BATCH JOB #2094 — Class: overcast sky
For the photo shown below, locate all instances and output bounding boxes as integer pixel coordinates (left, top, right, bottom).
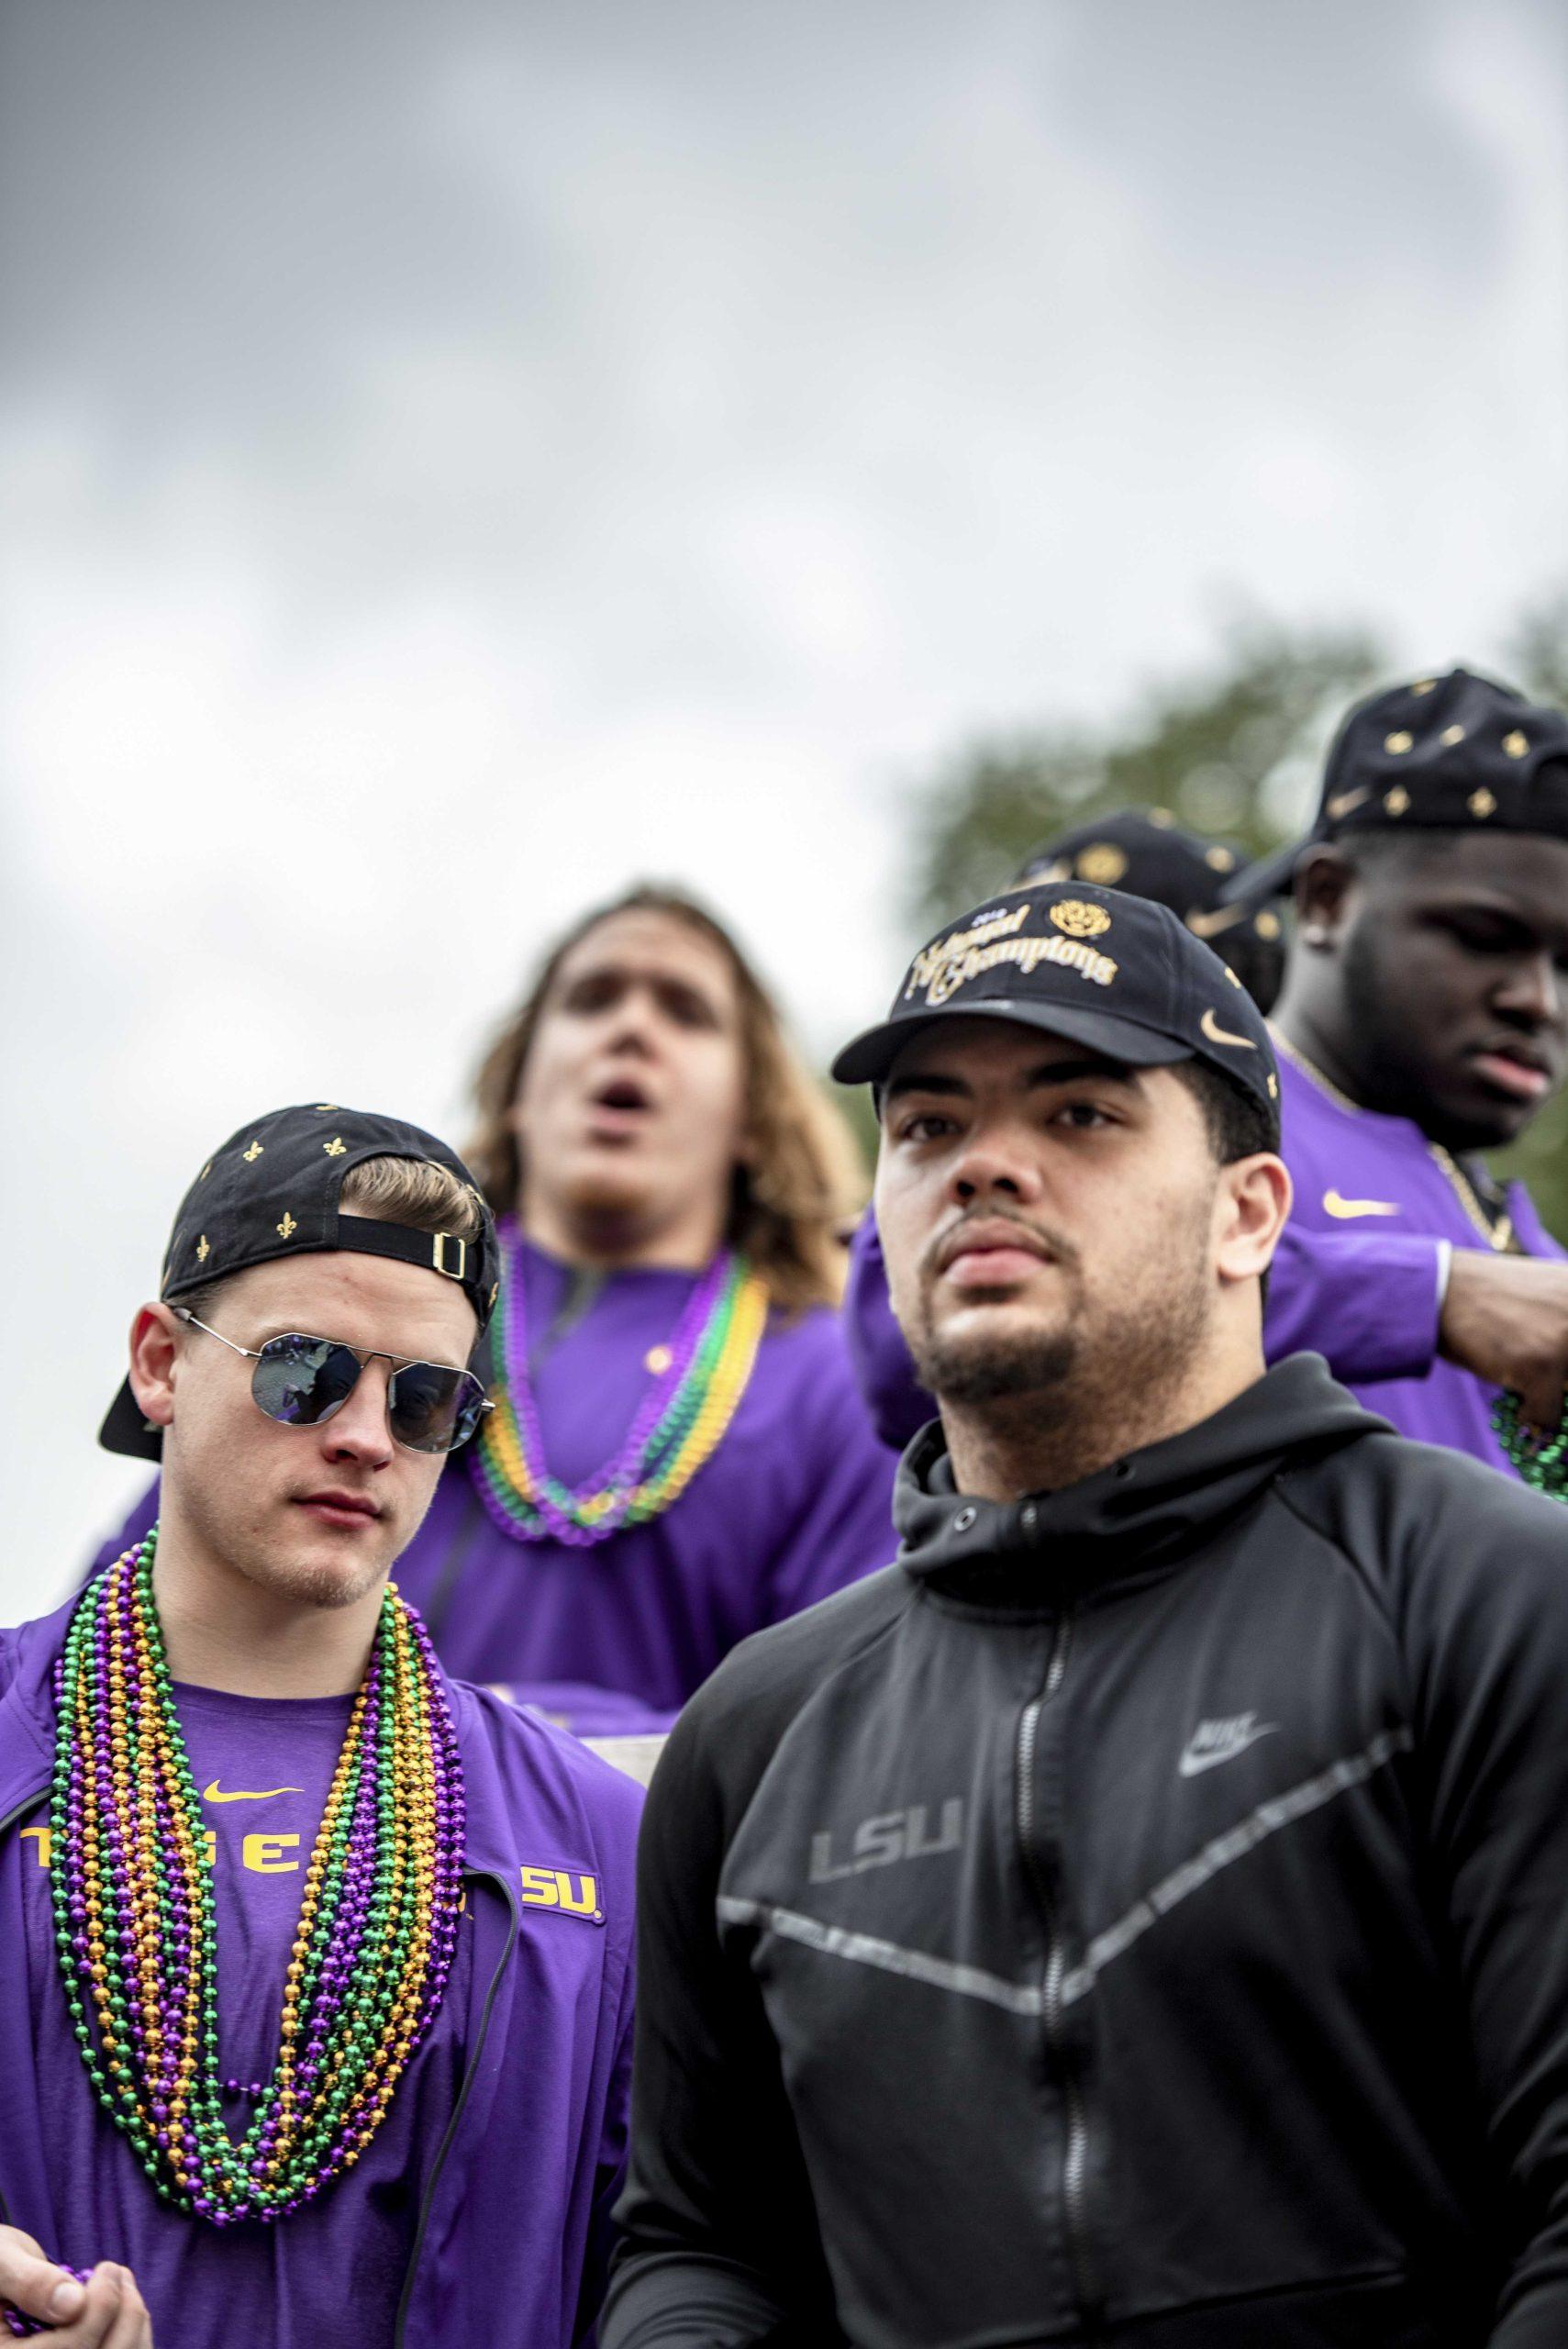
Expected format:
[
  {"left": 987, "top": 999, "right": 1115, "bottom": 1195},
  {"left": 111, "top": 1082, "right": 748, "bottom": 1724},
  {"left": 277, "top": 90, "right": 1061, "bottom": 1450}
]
[{"left": 3, "top": 0, "right": 1564, "bottom": 1618}]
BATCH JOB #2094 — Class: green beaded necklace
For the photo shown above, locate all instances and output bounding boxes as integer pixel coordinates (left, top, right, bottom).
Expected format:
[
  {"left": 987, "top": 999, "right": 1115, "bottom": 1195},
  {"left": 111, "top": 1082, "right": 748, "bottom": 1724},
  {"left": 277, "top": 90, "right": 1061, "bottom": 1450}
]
[{"left": 1493, "top": 1394, "right": 1568, "bottom": 1501}]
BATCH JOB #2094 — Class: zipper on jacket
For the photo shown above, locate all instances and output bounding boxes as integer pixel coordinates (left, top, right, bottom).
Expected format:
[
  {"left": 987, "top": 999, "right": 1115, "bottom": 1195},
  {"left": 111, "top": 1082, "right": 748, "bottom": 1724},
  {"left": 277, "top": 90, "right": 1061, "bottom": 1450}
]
[
  {"left": 1014, "top": 1612, "right": 1103, "bottom": 2332},
  {"left": 393, "top": 1868, "right": 519, "bottom": 2348}
]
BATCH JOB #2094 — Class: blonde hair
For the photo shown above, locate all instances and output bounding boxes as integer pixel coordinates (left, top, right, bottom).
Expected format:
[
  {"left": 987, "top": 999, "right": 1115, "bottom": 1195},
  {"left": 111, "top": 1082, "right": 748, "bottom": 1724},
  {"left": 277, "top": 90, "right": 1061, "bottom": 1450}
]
[
  {"left": 467, "top": 885, "right": 866, "bottom": 1315},
  {"left": 339, "top": 1154, "right": 488, "bottom": 1241}
]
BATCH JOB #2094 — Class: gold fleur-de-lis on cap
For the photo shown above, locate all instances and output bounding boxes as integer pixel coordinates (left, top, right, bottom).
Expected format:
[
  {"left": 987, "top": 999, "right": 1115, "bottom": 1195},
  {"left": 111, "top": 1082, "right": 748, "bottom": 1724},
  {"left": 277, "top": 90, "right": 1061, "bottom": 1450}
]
[
  {"left": 242, "top": 1141, "right": 263, "bottom": 1163},
  {"left": 324, "top": 1137, "right": 347, "bottom": 1157},
  {"left": 1440, "top": 725, "right": 1465, "bottom": 746},
  {"left": 276, "top": 1211, "right": 297, "bottom": 1240},
  {"left": 1469, "top": 787, "right": 1496, "bottom": 818},
  {"left": 195, "top": 1235, "right": 210, "bottom": 1263},
  {"left": 1504, "top": 730, "right": 1529, "bottom": 758},
  {"left": 1385, "top": 785, "right": 1410, "bottom": 816},
  {"left": 1267, "top": 1073, "right": 1279, "bottom": 1099},
  {"left": 315, "top": 1104, "right": 339, "bottom": 1112},
  {"left": 1256, "top": 909, "right": 1282, "bottom": 940},
  {"left": 1385, "top": 730, "right": 1413, "bottom": 753},
  {"left": 1205, "top": 845, "right": 1236, "bottom": 872},
  {"left": 1410, "top": 679, "right": 1437, "bottom": 695}
]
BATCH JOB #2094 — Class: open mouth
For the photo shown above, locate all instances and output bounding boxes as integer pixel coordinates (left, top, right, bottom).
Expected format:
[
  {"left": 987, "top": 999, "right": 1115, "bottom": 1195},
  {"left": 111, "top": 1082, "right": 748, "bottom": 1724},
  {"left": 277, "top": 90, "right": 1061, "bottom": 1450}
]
[
  {"left": 595, "top": 1077, "right": 651, "bottom": 1112},
  {"left": 1469, "top": 1041, "right": 1555, "bottom": 1105},
  {"left": 585, "top": 1073, "right": 656, "bottom": 1138}
]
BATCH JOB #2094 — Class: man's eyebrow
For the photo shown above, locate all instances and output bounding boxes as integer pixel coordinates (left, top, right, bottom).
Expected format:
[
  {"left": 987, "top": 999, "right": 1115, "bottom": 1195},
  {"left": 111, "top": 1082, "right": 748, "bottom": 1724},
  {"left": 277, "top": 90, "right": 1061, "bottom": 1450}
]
[{"left": 883, "top": 1055, "right": 1139, "bottom": 1104}]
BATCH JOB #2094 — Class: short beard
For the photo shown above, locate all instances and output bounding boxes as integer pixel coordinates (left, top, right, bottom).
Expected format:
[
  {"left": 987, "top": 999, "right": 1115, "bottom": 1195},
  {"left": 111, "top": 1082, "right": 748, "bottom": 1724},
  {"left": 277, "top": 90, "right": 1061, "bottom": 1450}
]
[
  {"left": 911, "top": 1321, "right": 1078, "bottom": 1408},
  {"left": 905, "top": 1208, "right": 1218, "bottom": 1493}
]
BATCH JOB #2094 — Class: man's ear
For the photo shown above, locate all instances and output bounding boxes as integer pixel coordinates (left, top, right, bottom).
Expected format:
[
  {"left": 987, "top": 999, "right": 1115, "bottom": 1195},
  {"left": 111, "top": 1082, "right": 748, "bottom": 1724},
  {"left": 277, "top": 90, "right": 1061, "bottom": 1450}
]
[
  {"left": 1215, "top": 1153, "right": 1293, "bottom": 1287},
  {"left": 127, "top": 1303, "right": 184, "bottom": 1439},
  {"left": 1291, "top": 846, "right": 1357, "bottom": 945}
]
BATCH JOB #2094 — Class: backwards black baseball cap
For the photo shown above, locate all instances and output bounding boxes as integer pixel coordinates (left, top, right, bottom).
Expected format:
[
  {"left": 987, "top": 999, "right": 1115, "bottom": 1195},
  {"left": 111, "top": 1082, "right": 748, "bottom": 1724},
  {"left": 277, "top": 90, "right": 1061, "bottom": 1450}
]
[
  {"left": 1221, "top": 666, "right": 1568, "bottom": 904},
  {"left": 831, "top": 881, "right": 1279, "bottom": 1134},
  {"left": 100, "top": 1103, "right": 501, "bottom": 1461}
]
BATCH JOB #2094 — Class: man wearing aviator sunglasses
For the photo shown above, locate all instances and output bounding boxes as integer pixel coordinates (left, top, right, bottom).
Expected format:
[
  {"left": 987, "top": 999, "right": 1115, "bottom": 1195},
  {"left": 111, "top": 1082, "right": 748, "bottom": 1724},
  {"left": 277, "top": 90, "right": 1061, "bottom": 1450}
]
[
  {"left": 0, "top": 1105, "right": 640, "bottom": 2349},
  {"left": 169, "top": 1310, "right": 495, "bottom": 1458}
]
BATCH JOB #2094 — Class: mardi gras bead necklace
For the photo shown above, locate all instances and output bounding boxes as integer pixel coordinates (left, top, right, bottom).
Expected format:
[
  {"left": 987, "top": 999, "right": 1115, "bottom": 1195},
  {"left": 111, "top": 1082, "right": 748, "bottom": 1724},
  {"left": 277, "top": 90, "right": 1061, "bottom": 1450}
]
[
  {"left": 49, "top": 1531, "right": 464, "bottom": 2225},
  {"left": 1493, "top": 1393, "right": 1568, "bottom": 1500},
  {"left": 472, "top": 1219, "right": 771, "bottom": 1546}
]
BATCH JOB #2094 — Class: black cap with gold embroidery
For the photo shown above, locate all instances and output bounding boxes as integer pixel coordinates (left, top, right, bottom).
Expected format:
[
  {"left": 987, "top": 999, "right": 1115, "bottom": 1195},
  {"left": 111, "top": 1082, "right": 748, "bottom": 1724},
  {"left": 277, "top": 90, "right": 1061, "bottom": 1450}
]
[
  {"left": 1222, "top": 667, "right": 1568, "bottom": 903},
  {"left": 98, "top": 1103, "right": 500, "bottom": 1460},
  {"left": 1013, "top": 807, "right": 1284, "bottom": 971},
  {"left": 831, "top": 881, "right": 1279, "bottom": 1133}
]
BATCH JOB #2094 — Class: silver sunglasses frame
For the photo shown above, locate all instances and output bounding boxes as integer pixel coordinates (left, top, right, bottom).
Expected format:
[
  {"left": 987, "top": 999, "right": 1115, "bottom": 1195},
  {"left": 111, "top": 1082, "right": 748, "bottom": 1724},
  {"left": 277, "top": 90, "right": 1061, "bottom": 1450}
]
[{"left": 172, "top": 1308, "right": 494, "bottom": 1454}]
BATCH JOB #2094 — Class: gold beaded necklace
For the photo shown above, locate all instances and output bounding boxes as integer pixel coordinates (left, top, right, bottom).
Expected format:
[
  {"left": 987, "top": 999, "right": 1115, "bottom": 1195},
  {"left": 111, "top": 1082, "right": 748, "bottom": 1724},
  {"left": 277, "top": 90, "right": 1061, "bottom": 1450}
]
[{"left": 1269, "top": 1026, "right": 1518, "bottom": 1255}]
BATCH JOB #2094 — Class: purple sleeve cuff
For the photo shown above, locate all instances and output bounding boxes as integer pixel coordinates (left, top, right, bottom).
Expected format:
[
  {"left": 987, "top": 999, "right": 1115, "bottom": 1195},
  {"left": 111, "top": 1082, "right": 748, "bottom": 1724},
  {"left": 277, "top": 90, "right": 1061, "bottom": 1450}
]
[{"left": 1264, "top": 1223, "right": 1444, "bottom": 1384}]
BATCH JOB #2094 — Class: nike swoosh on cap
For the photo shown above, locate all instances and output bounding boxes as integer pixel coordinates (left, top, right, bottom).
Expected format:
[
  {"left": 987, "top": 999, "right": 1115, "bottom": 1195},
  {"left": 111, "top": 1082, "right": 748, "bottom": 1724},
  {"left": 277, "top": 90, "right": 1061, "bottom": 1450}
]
[
  {"left": 202, "top": 1780, "right": 305, "bottom": 1804},
  {"left": 1200, "top": 1008, "right": 1257, "bottom": 1051},
  {"left": 1322, "top": 1190, "right": 1402, "bottom": 1219},
  {"left": 1326, "top": 784, "right": 1373, "bottom": 821}
]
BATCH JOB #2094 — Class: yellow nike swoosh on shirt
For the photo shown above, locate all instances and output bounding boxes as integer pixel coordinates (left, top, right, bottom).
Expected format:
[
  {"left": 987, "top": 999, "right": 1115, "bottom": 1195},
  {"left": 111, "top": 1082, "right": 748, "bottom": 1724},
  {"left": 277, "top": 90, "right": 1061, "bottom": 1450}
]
[
  {"left": 1200, "top": 1008, "right": 1257, "bottom": 1050},
  {"left": 1322, "top": 1190, "right": 1402, "bottom": 1219},
  {"left": 202, "top": 1780, "right": 305, "bottom": 1804}
]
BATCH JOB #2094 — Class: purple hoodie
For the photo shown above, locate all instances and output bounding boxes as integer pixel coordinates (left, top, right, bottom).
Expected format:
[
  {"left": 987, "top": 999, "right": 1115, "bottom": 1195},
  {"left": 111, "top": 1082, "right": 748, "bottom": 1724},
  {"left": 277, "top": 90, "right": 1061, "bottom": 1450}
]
[
  {"left": 0, "top": 1593, "right": 640, "bottom": 2347},
  {"left": 843, "top": 1057, "right": 1564, "bottom": 1475}
]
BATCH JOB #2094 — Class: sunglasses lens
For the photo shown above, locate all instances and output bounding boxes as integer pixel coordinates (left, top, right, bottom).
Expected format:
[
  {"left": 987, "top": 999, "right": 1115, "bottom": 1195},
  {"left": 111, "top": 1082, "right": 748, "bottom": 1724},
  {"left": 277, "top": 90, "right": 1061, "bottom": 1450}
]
[
  {"left": 251, "top": 1336, "right": 362, "bottom": 1427},
  {"left": 387, "top": 1364, "right": 487, "bottom": 1454}
]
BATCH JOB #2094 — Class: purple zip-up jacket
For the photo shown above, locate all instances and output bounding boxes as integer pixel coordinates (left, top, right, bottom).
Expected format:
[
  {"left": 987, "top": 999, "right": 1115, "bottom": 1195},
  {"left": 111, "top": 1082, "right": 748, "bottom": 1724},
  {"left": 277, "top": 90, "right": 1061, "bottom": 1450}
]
[
  {"left": 843, "top": 1056, "right": 1564, "bottom": 1475},
  {"left": 0, "top": 1595, "right": 640, "bottom": 2347}
]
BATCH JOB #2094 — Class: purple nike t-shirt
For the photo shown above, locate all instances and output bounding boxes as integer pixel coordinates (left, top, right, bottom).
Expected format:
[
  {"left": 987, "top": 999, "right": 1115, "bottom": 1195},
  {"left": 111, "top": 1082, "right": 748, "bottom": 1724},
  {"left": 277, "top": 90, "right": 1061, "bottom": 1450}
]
[{"left": 19, "top": 1682, "right": 472, "bottom": 2346}]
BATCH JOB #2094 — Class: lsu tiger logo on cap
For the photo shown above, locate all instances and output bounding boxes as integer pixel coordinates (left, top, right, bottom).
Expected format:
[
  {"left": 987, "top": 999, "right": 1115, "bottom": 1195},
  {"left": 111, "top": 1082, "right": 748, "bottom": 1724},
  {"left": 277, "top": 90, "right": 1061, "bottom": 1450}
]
[{"left": 1050, "top": 899, "right": 1113, "bottom": 940}]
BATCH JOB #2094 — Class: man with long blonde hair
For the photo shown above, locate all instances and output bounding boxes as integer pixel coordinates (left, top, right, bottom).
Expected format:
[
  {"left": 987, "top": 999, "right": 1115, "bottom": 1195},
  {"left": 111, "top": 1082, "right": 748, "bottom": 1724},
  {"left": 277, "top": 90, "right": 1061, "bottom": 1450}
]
[{"left": 399, "top": 884, "right": 897, "bottom": 1731}]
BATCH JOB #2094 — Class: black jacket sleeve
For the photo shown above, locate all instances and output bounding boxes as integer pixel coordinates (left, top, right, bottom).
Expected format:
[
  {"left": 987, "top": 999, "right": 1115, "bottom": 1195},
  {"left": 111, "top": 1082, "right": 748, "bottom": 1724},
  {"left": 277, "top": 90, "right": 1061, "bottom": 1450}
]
[
  {"left": 1392, "top": 1462, "right": 1568, "bottom": 2346},
  {"left": 599, "top": 1696, "right": 843, "bottom": 2348}
]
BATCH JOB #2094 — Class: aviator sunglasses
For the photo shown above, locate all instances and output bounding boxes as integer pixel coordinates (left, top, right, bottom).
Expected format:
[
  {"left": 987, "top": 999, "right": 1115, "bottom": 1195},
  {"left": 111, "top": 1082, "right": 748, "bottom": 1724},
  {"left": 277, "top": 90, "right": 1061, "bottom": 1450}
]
[{"left": 174, "top": 1309, "right": 493, "bottom": 1455}]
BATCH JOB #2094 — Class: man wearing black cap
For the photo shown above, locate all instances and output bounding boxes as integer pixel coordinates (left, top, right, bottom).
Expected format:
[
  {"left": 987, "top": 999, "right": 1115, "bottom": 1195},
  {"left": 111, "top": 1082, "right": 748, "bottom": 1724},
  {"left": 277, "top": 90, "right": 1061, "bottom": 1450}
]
[
  {"left": 606, "top": 886, "right": 1568, "bottom": 2349},
  {"left": 0, "top": 1108, "right": 639, "bottom": 2346},
  {"left": 1249, "top": 668, "right": 1568, "bottom": 1475},
  {"left": 844, "top": 808, "right": 1285, "bottom": 1449}
]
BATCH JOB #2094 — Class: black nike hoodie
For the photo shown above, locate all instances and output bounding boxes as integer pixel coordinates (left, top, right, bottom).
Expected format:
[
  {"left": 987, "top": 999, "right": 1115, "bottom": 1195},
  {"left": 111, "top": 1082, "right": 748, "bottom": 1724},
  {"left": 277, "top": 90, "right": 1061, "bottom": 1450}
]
[{"left": 604, "top": 1356, "right": 1568, "bottom": 2349}]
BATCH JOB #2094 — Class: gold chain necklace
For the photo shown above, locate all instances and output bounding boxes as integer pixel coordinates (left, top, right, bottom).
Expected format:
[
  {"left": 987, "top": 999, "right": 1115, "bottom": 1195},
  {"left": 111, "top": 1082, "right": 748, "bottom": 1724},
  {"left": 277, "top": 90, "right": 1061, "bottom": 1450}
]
[{"left": 1269, "top": 1026, "right": 1517, "bottom": 1254}]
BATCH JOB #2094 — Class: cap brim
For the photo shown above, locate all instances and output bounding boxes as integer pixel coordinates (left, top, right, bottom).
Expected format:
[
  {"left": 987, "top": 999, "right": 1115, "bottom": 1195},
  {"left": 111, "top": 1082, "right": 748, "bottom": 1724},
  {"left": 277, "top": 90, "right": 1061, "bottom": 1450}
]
[
  {"left": 99, "top": 1375, "right": 164, "bottom": 1462},
  {"left": 1216, "top": 842, "right": 1300, "bottom": 906},
  {"left": 831, "top": 999, "right": 1195, "bottom": 1087}
]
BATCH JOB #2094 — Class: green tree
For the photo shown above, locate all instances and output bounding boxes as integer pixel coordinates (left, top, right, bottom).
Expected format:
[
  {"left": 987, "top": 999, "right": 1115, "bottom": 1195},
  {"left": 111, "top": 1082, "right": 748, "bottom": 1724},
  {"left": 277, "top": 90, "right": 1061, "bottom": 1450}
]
[{"left": 906, "top": 616, "right": 1385, "bottom": 930}]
